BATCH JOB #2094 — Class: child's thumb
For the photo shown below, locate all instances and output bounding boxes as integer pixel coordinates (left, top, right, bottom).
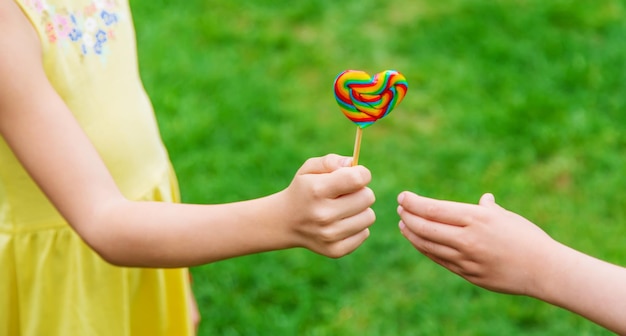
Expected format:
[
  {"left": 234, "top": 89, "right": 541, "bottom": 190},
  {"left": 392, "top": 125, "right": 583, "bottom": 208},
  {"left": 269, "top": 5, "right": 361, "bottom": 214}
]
[{"left": 479, "top": 193, "right": 498, "bottom": 207}]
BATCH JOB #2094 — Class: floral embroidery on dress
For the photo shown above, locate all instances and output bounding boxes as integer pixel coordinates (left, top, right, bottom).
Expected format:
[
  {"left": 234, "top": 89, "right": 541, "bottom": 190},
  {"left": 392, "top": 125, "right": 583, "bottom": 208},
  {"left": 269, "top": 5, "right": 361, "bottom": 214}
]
[{"left": 23, "top": 0, "right": 122, "bottom": 60}]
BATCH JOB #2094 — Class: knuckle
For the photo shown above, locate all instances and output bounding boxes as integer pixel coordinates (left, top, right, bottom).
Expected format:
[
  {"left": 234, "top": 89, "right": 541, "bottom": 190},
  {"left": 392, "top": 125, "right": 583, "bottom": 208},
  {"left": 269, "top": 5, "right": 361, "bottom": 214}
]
[
  {"left": 303, "top": 157, "right": 315, "bottom": 166},
  {"left": 342, "top": 171, "right": 360, "bottom": 186},
  {"left": 463, "top": 208, "right": 489, "bottom": 226},
  {"left": 458, "top": 261, "right": 484, "bottom": 280},
  {"left": 456, "top": 234, "right": 483, "bottom": 256},
  {"left": 346, "top": 169, "right": 368, "bottom": 187},
  {"left": 326, "top": 248, "right": 345, "bottom": 259},
  {"left": 300, "top": 157, "right": 316, "bottom": 171},
  {"left": 310, "top": 207, "right": 333, "bottom": 225},
  {"left": 456, "top": 235, "right": 473, "bottom": 252},
  {"left": 416, "top": 239, "right": 434, "bottom": 255},
  {"left": 460, "top": 213, "right": 478, "bottom": 226},
  {"left": 316, "top": 242, "right": 345, "bottom": 259},
  {"left": 308, "top": 181, "right": 326, "bottom": 199},
  {"left": 326, "top": 250, "right": 345, "bottom": 259},
  {"left": 322, "top": 154, "right": 339, "bottom": 170},
  {"left": 318, "top": 226, "right": 337, "bottom": 243},
  {"left": 359, "top": 167, "right": 372, "bottom": 185},
  {"left": 356, "top": 166, "right": 372, "bottom": 184}
]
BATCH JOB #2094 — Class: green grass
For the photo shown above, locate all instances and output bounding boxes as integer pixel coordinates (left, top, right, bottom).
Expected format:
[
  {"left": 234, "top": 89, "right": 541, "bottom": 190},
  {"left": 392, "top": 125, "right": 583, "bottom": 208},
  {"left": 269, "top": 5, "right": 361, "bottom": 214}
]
[{"left": 131, "top": 0, "right": 626, "bottom": 334}]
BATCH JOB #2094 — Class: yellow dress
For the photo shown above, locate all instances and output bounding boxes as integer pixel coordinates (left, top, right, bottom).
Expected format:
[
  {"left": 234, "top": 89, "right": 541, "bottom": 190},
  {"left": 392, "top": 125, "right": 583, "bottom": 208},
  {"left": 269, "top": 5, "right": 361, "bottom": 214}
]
[{"left": 0, "top": 0, "right": 193, "bottom": 335}]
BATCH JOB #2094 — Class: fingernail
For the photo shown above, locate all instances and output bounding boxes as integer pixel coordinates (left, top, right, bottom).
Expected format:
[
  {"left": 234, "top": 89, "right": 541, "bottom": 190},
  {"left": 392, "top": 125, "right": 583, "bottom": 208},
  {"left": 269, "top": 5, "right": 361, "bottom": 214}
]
[
  {"left": 398, "top": 221, "right": 406, "bottom": 230},
  {"left": 341, "top": 157, "right": 352, "bottom": 167},
  {"left": 397, "top": 192, "right": 405, "bottom": 204},
  {"left": 397, "top": 205, "right": 404, "bottom": 215},
  {"left": 480, "top": 192, "right": 495, "bottom": 204}
]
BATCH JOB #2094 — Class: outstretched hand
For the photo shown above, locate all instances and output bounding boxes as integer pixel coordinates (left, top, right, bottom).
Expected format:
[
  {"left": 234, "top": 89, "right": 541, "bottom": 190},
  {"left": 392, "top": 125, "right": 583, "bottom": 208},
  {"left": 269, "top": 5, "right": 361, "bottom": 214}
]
[
  {"left": 397, "top": 191, "right": 555, "bottom": 295},
  {"left": 280, "top": 154, "right": 376, "bottom": 258},
  {"left": 397, "top": 191, "right": 626, "bottom": 334}
]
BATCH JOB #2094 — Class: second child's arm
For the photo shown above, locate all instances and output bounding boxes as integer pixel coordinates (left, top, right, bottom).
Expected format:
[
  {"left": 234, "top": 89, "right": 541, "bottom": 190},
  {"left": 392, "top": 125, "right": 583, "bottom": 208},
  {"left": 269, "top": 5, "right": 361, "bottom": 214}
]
[
  {"left": 397, "top": 191, "right": 626, "bottom": 335},
  {"left": 0, "top": 0, "right": 375, "bottom": 267}
]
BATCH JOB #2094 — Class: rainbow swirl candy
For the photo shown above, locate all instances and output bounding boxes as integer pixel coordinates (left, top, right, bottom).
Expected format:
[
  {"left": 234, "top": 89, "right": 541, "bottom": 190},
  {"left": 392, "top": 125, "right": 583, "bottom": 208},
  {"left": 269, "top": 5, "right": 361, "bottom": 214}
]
[{"left": 333, "top": 70, "right": 408, "bottom": 128}]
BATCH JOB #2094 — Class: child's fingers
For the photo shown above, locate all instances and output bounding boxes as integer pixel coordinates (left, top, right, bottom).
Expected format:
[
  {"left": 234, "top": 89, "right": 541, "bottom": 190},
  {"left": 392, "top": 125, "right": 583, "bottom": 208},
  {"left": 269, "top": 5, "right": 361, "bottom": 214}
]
[
  {"left": 317, "top": 166, "right": 372, "bottom": 199},
  {"left": 330, "top": 187, "right": 375, "bottom": 218},
  {"left": 321, "top": 228, "right": 370, "bottom": 258},
  {"left": 399, "top": 219, "right": 461, "bottom": 262},
  {"left": 398, "top": 191, "right": 482, "bottom": 227},
  {"left": 398, "top": 205, "right": 463, "bottom": 248},
  {"left": 297, "top": 154, "right": 351, "bottom": 175},
  {"left": 326, "top": 207, "right": 375, "bottom": 240}
]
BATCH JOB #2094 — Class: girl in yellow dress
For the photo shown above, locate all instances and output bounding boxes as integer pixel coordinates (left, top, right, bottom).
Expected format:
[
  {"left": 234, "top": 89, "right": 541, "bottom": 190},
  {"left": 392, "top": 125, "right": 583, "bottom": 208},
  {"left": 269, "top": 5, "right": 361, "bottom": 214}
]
[{"left": 0, "top": 0, "right": 376, "bottom": 335}]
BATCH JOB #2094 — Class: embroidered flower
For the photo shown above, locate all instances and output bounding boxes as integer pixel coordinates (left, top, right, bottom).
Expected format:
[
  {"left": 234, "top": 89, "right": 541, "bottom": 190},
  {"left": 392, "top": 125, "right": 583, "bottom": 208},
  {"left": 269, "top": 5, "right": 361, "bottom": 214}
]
[
  {"left": 26, "top": 0, "right": 121, "bottom": 60},
  {"left": 54, "top": 14, "right": 72, "bottom": 39},
  {"left": 68, "top": 15, "right": 82, "bottom": 41},
  {"left": 94, "top": 42, "right": 104, "bottom": 55},
  {"left": 101, "top": 11, "right": 118, "bottom": 26},
  {"left": 69, "top": 27, "right": 83, "bottom": 42},
  {"left": 45, "top": 22, "right": 56, "bottom": 43},
  {"left": 83, "top": 34, "right": 95, "bottom": 49},
  {"left": 26, "top": 0, "right": 50, "bottom": 13},
  {"left": 84, "top": 17, "right": 98, "bottom": 33},
  {"left": 95, "top": 30, "right": 107, "bottom": 44}
]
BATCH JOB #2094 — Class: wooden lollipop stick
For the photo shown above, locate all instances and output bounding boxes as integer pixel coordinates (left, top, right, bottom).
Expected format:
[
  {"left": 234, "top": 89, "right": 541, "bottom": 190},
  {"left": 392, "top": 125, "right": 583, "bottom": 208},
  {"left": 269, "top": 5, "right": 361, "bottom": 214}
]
[{"left": 352, "top": 127, "right": 363, "bottom": 166}]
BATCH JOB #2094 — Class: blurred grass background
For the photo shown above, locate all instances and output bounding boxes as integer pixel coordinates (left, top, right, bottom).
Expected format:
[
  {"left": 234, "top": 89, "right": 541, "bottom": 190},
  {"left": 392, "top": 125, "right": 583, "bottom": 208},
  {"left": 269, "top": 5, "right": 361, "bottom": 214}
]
[{"left": 131, "top": 0, "right": 626, "bottom": 334}]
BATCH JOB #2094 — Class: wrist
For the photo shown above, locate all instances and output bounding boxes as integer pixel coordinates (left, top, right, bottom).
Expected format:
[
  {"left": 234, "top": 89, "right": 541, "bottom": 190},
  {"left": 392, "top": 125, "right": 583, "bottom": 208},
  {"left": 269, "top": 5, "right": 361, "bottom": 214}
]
[
  {"left": 267, "top": 189, "right": 302, "bottom": 250},
  {"left": 525, "top": 240, "right": 577, "bottom": 302}
]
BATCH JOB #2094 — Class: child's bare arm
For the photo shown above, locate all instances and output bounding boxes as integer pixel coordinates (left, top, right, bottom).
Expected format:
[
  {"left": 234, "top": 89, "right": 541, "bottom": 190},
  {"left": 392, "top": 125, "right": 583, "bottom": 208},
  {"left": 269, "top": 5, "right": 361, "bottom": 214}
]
[
  {"left": 397, "top": 191, "right": 626, "bottom": 334},
  {"left": 0, "top": 0, "right": 375, "bottom": 267}
]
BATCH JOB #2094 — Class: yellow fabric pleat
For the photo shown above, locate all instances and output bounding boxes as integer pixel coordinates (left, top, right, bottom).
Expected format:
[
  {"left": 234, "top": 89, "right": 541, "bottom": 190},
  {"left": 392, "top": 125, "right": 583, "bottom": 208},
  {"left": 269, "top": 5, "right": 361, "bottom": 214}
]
[{"left": 1, "top": 168, "right": 193, "bottom": 336}]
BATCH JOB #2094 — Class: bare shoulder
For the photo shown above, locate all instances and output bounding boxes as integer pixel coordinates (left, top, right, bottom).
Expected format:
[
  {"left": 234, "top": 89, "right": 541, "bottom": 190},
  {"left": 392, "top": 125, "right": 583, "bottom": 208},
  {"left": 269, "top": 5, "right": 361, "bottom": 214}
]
[
  {"left": 0, "top": 0, "right": 45, "bottom": 117},
  {"left": 0, "top": 0, "right": 41, "bottom": 63},
  {"left": 0, "top": 0, "right": 39, "bottom": 43}
]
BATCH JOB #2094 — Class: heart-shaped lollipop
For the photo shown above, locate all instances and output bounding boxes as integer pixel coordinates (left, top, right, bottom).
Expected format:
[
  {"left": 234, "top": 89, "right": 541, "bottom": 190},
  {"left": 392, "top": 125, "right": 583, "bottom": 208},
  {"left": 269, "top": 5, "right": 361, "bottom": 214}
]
[
  {"left": 334, "top": 70, "right": 408, "bottom": 128},
  {"left": 333, "top": 69, "right": 408, "bottom": 165}
]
